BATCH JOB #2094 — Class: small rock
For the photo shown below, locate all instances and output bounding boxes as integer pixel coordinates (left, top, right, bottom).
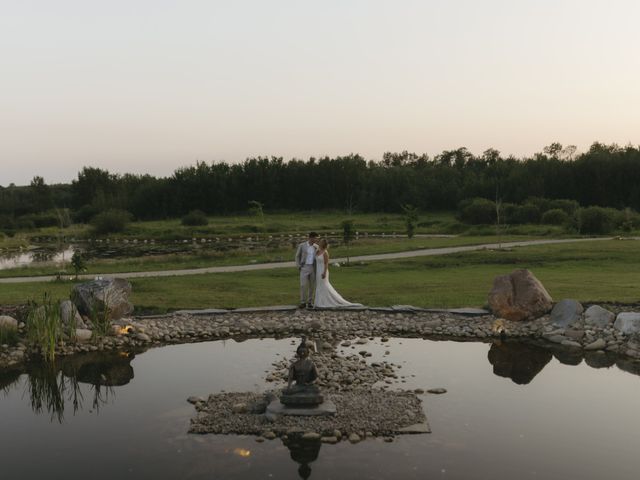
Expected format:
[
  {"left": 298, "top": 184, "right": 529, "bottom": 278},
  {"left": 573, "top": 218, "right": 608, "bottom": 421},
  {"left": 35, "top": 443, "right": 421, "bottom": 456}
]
[
  {"left": 584, "top": 305, "right": 615, "bottom": 328},
  {"left": 302, "top": 432, "right": 321, "bottom": 441},
  {"left": 614, "top": 312, "right": 640, "bottom": 335},
  {"left": 321, "top": 436, "right": 338, "bottom": 444},
  {"left": 0, "top": 316, "right": 18, "bottom": 329},
  {"left": 187, "top": 396, "right": 205, "bottom": 405},
  {"left": 414, "top": 388, "right": 425, "bottom": 394},
  {"left": 232, "top": 403, "right": 247, "bottom": 414},
  {"left": 584, "top": 338, "right": 607, "bottom": 351},
  {"left": 551, "top": 299, "right": 584, "bottom": 328},
  {"left": 427, "top": 388, "right": 447, "bottom": 394},
  {"left": 262, "top": 431, "right": 276, "bottom": 440},
  {"left": 135, "top": 333, "right": 151, "bottom": 342},
  {"left": 348, "top": 433, "right": 361, "bottom": 444},
  {"left": 75, "top": 329, "right": 93, "bottom": 343}
]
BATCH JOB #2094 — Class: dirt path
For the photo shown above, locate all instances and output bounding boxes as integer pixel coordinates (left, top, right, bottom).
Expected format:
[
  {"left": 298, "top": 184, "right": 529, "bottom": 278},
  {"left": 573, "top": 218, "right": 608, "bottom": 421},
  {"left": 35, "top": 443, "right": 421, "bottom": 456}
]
[{"left": 0, "top": 237, "right": 616, "bottom": 284}]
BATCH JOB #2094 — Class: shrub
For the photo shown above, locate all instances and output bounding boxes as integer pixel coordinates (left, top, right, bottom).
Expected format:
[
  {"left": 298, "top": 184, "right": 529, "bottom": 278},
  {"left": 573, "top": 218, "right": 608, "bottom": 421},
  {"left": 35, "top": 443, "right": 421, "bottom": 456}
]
[
  {"left": 458, "top": 198, "right": 496, "bottom": 224},
  {"left": 579, "top": 206, "right": 615, "bottom": 234},
  {"left": 616, "top": 208, "right": 640, "bottom": 232},
  {"left": 0, "top": 214, "right": 15, "bottom": 231},
  {"left": 72, "top": 204, "right": 102, "bottom": 224},
  {"left": 15, "top": 218, "right": 35, "bottom": 230},
  {"left": 18, "top": 212, "right": 59, "bottom": 228},
  {"left": 504, "top": 204, "right": 541, "bottom": 224},
  {"left": 181, "top": 210, "right": 209, "bottom": 226},
  {"left": 541, "top": 208, "right": 570, "bottom": 225},
  {"left": 0, "top": 324, "right": 18, "bottom": 346},
  {"left": 90, "top": 209, "right": 132, "bottom": 235},
  {"left": 546, "top": 199, "right": 579, "bottom": 215}
]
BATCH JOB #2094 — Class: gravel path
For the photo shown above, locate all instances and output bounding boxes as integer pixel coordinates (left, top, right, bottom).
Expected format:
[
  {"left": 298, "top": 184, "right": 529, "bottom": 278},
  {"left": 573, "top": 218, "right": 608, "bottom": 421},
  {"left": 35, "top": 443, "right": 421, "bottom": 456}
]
[{"left": 0, "top": 237, "right": 616, "bottom": 284}]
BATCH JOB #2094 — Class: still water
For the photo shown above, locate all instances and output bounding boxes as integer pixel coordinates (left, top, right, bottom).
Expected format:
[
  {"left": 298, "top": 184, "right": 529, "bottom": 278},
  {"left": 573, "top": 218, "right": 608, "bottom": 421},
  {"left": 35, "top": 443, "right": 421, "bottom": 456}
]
[{"left": 1, "top": 338, "right": 639, "bottom": 480}]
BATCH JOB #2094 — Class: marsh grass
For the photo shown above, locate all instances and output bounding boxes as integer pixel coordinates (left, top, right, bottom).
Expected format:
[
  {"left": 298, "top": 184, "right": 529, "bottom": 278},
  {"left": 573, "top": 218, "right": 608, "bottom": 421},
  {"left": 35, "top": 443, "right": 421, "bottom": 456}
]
[
  {"left": 0, "top": 325, "right": 19, "bottom": 346},
  {"left": 26, "top": 293, "right": 63, "bottom": 362},
  {"left": 89, "top": 292, "right": 113, "bottom": 339}
]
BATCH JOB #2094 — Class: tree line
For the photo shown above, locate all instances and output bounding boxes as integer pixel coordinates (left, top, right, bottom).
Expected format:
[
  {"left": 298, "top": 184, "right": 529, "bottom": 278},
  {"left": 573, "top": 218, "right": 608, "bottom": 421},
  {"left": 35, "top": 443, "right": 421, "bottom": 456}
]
[{"left": 1, "top": 142, "right": 640, "bottom": 226}]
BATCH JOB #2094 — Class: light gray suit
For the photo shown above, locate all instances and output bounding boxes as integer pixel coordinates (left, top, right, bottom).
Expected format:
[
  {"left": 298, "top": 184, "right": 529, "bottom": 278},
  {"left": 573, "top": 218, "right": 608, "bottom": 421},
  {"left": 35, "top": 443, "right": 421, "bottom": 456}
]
[{"left": 295, "top": 241, "right": 317, "bottom": 304}]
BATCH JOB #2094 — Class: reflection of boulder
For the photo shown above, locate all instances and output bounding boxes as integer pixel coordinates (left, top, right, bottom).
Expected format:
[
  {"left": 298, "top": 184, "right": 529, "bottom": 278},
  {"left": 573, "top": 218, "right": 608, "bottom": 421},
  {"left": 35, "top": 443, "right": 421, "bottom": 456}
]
[
  {"left": 488, "top": 342, "right": 552, "bottom": 384},
  {"left": 60, "top": 352, "right": 135, "bottom": 386},
  {"left": 584, "top": 352, "right": 616, "bottom": 369},
  {"left": 0, "top": 368, "right": 21, "bottom": 391},
  {"left": 282, "top": 435, "right": 322, "bottom": 480},
  {"left": 552, "top": 349, "right": 583, "bottom": 366},
  {"left": 616, "top": 358, "right": 640, "bottom": 376},
  {"left": 488, "top": 269, "right": 553, "bottom": 321}
]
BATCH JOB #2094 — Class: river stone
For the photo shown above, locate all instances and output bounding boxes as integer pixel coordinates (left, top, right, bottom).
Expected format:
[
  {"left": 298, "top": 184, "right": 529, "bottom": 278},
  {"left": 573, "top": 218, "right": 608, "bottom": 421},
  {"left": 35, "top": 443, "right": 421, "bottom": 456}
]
[
  {"left": 584, "top": 338, "right": 607, "bottom": 351},
  {"left": 614, "top": 312, "right": 640, "bottom": 335},
  {"left": 551, "top": 299, "right": 584, "bottom": 328},
  {"left": 584, "top": 305, "right": 615, "bottom": 328},
  {"left": 0, "top": 315, "right": 18, "bottom": 329},
  {"left": 488, "top": 269, "right": 553, "bottom": 321},
  {"left": 60, "top": 300, "right": 86, "bottom": 329},
  {"left": 75, "top": 329, "right": 93, "bottom": 343},
  {"left": 71, "top": 278, "right": 133, "bottom": 321}
]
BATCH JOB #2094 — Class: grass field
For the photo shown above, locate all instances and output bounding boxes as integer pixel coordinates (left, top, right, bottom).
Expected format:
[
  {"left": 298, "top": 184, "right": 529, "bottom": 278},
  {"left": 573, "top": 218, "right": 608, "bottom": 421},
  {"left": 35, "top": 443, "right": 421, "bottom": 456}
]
[
  {"left": 1, "top": 240, "right": 637, "bottom": 312},
  {"left": 0, "top": 235, "right": 540, "bottom": 278}
]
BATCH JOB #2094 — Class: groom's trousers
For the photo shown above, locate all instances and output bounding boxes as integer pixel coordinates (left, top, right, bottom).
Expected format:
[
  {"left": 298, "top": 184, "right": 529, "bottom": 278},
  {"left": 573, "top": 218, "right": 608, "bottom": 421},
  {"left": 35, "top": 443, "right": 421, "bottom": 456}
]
[{"left": 299, "top": 264, "right": 315, "bottom": 304}]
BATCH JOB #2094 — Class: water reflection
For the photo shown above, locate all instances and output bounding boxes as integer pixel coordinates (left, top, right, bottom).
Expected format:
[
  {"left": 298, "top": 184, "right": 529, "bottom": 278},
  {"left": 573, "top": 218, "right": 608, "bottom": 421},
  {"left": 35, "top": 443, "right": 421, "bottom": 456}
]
[
  {"left": 282, "top": 436, "right": 322, "bottom": 480},
  {"left": 1, "top": 351, "right": 137, "bottom": 422},
  {"left": 487, "top": 341, "right": 553, "bottom": 385}
]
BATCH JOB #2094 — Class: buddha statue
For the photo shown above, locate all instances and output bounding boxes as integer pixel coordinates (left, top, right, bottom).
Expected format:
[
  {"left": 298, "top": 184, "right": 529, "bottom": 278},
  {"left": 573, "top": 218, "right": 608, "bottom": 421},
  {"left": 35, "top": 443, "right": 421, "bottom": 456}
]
[{"left": 280, "top": 336, "right": 324, "bottom": 407}]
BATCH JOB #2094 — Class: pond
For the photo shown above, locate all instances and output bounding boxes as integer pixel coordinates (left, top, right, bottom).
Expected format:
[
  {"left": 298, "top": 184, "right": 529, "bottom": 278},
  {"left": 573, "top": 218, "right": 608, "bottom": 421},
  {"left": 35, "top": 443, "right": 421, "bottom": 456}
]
[{"left": 1, "top": 337, "right": 639, "bottom": 479}]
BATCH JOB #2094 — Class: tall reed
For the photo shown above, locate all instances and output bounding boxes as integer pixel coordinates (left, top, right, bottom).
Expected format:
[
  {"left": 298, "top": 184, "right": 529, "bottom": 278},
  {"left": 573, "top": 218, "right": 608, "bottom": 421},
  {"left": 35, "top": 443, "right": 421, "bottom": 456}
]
[
  {"left": 26, "top": 293, "right": 63, "bottom": 362},
  {"left": 0, "top": 325, "right": 19, "bottom": 346}
]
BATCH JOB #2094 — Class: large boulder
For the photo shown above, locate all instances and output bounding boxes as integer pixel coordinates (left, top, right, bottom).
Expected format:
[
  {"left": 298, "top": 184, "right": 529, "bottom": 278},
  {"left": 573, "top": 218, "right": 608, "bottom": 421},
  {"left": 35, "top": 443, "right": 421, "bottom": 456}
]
[
  {"left": 60, "top": 300, "right": 87, "bottom": 329},
  {"left": 0, "top": 315, "right": 18, "bottom": 329},
  {"left": 613, "top": 312, "right": 640, "bottom": 335},
  {"left": 551, "top": 299, "right": 584, "bottom": 328},
  {"left": 71, "top": 278, "right": 133, "bottom": 321},
  {"left": 584, "top": 305, "right": 615, "bottom": 328},
  {"left": 488, "top": 269, "right": 553, "bottom": 321}
]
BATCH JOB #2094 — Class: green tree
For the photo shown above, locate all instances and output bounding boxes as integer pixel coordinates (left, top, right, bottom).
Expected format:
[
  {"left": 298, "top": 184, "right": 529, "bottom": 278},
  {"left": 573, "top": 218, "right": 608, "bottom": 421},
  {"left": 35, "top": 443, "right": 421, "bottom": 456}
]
[
  {"left": 341, "top": 219, "right": 355, "bottom": 265},
  {"left": 401, "top": 204, "right": 418, "bottom": 238}
]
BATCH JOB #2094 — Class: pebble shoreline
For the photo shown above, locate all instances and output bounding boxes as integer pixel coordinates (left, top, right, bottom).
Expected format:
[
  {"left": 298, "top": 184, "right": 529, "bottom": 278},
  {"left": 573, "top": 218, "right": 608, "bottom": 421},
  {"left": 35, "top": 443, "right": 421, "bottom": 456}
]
[{"left": 2, "top": 306, "right": 640, "bottom": 369}]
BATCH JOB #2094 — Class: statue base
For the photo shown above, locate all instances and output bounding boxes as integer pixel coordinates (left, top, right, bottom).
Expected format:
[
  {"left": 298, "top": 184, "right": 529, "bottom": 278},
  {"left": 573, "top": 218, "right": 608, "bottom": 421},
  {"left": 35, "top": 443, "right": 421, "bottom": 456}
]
[{"left": 265, "top": 398, "right": 336, "bottom": 421}]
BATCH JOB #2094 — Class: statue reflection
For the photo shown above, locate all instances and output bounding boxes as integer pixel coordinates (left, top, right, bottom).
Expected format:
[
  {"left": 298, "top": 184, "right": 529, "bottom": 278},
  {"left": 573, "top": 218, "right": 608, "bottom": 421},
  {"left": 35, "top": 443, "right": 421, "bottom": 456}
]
[
  {"left": 488, "top": 341, "right": 552, "bottom": 385},
  {"left": 15, "top": 351, "right": 136, "bottom": 423},
  {"left": 282, "top": 435, "right": 322, "bottom": 480}
]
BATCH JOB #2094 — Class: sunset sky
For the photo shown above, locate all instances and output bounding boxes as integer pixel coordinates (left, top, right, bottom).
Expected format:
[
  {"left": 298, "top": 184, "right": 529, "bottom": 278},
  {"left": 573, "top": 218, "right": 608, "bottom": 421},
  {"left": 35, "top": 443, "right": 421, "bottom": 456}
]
[{"left": 2, "top": 0, "right": 639, "bottom": 186}]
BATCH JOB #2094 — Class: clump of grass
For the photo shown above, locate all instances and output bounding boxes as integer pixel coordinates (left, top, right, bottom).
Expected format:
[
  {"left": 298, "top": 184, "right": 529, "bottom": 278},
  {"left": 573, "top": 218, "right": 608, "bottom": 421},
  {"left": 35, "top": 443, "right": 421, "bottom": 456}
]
[
  {"left": 26, "top": 293, "right": 63, "bottom": 362},
  {"left": 0, "top": 325, "right": 19, "bottom": 346},
  {"left": 89, "top": 292, "right": 113, "bottom": 339}
]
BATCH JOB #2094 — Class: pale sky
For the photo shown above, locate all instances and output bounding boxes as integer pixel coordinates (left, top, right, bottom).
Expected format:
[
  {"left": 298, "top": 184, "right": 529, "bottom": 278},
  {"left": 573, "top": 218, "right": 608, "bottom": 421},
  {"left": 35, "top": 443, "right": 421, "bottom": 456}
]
[{"left": 2, "top": 0, "right": 639, "bottom": 186}]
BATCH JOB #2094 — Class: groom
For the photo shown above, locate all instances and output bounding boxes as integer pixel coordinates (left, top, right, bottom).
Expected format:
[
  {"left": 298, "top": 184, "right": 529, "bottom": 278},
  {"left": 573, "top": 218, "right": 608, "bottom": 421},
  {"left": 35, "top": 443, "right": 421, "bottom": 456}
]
[{"left": 295, "top": 232, "right": 318, "bottom": 308}]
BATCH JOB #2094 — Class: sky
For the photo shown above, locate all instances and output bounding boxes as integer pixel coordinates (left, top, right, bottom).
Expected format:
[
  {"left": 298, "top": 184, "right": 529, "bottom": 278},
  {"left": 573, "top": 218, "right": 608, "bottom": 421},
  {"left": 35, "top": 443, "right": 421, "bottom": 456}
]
[{"left": 2, "top": 0, "right": 639, "bottom": 186}]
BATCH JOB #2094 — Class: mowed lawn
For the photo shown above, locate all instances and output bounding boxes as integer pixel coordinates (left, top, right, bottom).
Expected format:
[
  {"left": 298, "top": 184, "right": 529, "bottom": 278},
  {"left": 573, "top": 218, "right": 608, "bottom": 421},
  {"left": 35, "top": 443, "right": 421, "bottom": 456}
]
[{"left": 1, "top": 240, "right": 638, "bottom": 311}]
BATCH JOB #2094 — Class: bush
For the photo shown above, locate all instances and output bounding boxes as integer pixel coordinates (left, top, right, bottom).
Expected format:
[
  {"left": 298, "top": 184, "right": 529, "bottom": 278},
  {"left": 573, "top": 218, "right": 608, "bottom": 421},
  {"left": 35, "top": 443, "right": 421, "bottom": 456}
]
[
  {"left": 505, "top": 204, "right": 541, "bottom": 224},
  {"left": 18, "top": 212, "right": 59, "bottom": 228},
  {"left": 72, "top": 204, "right": 102, "bottom": 224},
  {"left": 579, "top": 207, "right": 615, "bottom": 234},
  {"left": 0, "top": 215, "right": 15, "bottom": 231},
  {"left": 541, "top": 208, "right": 570, "bottom": 225},
  {"left": 616, "top": 208, "right": 640, "bottom": 232},
  {"left": 14, "top": 218, "right": 35, "bottom": 230},
  {"left": 546, "top": 199, "right": 579, "bottom": 215},
  {"left": 90, "top": 209, "right": 132, "bottom": 235},
  {"left": 181, "top": 210, "right": 209, "bottom": 226},
  {"left": 458, "top": 198, "right": 496, "bottom": 224}
]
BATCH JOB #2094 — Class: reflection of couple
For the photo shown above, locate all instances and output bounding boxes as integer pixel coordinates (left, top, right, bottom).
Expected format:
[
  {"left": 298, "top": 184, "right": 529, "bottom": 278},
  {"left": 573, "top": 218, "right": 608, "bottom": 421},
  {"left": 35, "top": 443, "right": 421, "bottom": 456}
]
[{"left": 295, "top": 232, "right": 362, "bottom": 309}]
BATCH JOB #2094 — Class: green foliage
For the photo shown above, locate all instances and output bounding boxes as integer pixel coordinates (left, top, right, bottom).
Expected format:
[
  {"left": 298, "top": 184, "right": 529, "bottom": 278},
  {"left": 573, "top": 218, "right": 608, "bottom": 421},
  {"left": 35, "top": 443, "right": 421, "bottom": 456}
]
[
  {"left": 90, "top": 209, "right": 132, "bottom": 235},
  {"left": 541, "top": 208, "right": 570, "bottom": 225},
  {"left": 579, "top": 206, "right": 616, "bottom": 234},
  {"left": 26, "top": 293, "right": 64, "bottom": 362},
  {"left": 547, "top": 199, "right": 579, "bottom": 215},
  {"left": 401, "top": 204, "right": 419, "bottom": 238},
  {"left": 458, "top": 198, "right": 496, "bottom": 224},
  {"left": 89, "top": 294, "right": 113, "bottom": 339},
  {"left": 341, "top": 219, "right": 355, "bottom": 264},
  {"left": 70, "top": 250, "right": 86, "bottom": 279},
  {"left": 73, "top": 204, "right": 102, "bottom": 223},
  {"left": 181, "top": 209, "right": 209, "bottom": 226},
  {"left": 0, "top": 324, "right": 18, "bottom": 346}
]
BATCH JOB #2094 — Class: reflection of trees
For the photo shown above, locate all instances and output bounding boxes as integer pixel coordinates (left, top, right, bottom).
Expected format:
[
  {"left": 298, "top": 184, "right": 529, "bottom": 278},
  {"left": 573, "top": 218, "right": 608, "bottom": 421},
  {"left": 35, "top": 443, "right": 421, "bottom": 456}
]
[
  {"left": 488, "top": 341, "right": 552, "bottom": 385},
  {"left": 0, "top": 368, "right": 22, "bottom": 393},
  {"left": 23, "top": 351, "right": 136, "bottom": 423},
  {"left": 282, "top": 435, "right": 322, "bottom": 480}
]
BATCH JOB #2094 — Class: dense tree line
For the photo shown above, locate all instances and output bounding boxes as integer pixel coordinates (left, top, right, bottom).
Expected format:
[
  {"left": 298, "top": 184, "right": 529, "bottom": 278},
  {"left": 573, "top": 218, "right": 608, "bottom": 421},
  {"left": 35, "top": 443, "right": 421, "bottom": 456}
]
[{"left": 1, "top": 142, "right": 640, "bottom": 226}]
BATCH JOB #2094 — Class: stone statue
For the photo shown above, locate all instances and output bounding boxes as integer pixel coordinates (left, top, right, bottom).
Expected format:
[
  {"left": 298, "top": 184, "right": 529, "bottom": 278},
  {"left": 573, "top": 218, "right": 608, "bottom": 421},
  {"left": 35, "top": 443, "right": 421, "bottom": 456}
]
[{"left": 280, "top": 336, "right": 323, "bottom": 407}]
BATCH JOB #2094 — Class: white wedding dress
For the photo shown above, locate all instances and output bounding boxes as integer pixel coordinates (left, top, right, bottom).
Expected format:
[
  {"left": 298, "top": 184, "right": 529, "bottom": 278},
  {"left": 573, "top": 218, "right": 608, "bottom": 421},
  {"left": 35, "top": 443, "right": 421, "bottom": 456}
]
[{"left": 313, "top": 251, "right": 363, "bottom": 308}]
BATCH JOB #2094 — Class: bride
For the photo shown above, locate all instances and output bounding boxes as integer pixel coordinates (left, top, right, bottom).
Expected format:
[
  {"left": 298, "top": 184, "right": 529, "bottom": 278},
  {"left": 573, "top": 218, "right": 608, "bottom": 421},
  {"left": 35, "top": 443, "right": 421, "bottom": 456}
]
[{"left": 314, "top": 238, "right": 363, "bottom": 308}]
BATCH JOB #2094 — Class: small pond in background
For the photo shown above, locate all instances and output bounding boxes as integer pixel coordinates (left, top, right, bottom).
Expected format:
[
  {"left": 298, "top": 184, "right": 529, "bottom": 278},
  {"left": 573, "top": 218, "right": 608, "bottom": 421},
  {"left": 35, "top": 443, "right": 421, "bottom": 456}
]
[{"left": 1, "top": 337, "right": 640, "bottom": 479}]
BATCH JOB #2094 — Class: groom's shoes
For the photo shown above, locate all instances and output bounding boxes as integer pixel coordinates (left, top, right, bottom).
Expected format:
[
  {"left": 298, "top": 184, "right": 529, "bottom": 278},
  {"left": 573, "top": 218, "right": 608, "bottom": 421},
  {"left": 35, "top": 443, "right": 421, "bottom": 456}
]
[
  {"left": 306, "top": 303, "right": 314, "bottom": 309},
  {"left": 298, "top": 302, "right": 307, "bottom": 309}
]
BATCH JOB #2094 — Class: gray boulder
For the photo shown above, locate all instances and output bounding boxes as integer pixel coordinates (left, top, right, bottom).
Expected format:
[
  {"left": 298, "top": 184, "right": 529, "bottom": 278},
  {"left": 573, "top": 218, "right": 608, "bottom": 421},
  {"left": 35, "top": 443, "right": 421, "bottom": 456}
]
[
  {"left": 71, "top": 278, "right": 133, "bottom": 321},
  {"left": 60, "top": 300, "right": 87, "bottom": 329},
  {"left": 584, "top": 305, "right": 615, "bottom": 328},
  {"left": 551, "top": 299, "right": 584, "bottom": 328},
  {"left": 613, "top": 312, "right": 640, "bottom": 335},
  {"left": 0, "top": 315, "right": 18, "bottom": 329},
  {"left": 488, "top": 269, "right": 553, "bottom": 321}
]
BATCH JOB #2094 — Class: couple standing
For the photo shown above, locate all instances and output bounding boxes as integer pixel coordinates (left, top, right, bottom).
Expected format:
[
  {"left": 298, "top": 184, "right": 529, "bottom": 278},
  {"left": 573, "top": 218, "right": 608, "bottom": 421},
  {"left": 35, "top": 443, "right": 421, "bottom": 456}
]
[{"left": 295, "top": 232, "right": 362, "bottom": 309}]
